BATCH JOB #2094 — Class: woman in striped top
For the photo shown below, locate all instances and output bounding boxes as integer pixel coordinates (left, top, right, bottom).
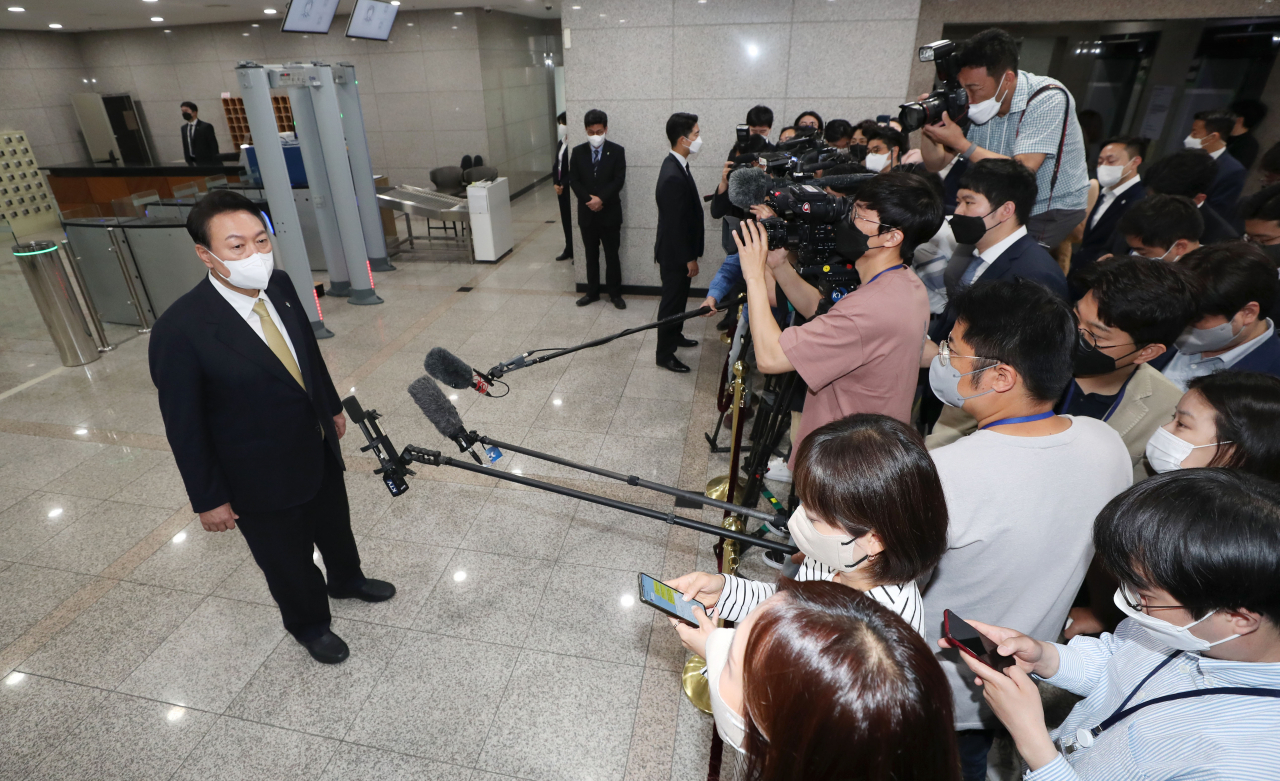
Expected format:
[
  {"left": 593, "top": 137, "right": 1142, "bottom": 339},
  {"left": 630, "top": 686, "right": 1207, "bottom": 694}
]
[{"left": 668, "top": 413, "right": 949, "bottom": 639}]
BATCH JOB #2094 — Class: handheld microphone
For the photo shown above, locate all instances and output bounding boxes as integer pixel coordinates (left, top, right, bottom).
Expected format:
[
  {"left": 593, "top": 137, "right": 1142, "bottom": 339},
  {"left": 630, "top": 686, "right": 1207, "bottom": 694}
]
[
  {"left": 727, "top": 166, "right": 773, "bottom": 209},
  {"left": 406, "top": 375, "right": 484, "bottom": 465},
  {"left": 425, "top": 347, "right": 493, "bottom": 396},
  {"left": 341, "top": 395, "right": 410, "bottom": 496}
]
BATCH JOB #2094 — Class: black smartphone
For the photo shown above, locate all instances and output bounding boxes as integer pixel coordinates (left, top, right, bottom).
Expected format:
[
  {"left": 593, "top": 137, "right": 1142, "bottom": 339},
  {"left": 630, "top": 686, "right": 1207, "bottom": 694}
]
[
  {"left": 943, "top": 610, "right": 1017, "bottom": 672},
  {"left": 638, "top": 572, "right": 705, "bottom": 628}
]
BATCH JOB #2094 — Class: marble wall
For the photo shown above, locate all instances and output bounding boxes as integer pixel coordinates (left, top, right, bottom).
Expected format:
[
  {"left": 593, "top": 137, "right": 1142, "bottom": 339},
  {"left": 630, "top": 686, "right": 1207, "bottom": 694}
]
[
  {"left": 560, "top": 0, "right": 924, "bottom": 293},
  {"left": 0, "top": 30, "right": 90, "bottom": 168}
]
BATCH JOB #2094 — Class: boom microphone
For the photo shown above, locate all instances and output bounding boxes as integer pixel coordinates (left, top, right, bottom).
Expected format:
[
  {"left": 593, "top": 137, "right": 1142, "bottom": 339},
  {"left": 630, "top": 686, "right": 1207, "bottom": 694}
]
[
  {"left": 407, "top": 375, "right": 484, "bottom": 464},
  {"left": 728, "top": 166, "right": 773, "bottom": 209},
  {"left": 812, "top": 173, "right": 877, "bottom": 192},
  {"left": 425, "top": 347, "right": 492, "bottom": 396}
]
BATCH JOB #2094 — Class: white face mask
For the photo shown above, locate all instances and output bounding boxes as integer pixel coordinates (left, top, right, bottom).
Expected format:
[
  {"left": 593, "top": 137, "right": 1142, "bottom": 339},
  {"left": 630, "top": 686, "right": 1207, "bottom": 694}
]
[
  {"left": 1113, "top": 585, "right": 1240, "bottom": 652},
  {"left": 1174, "top": 317, "right": 1243, "bottom": 354},
  {"left": 1096, "top": 164, "right": 1127, "bottom": 189},
  {"left": 705, "top": 627, "right": 746, "bottom": 753},
  {"left": 1144, "top": 425, "right": 1231, "bottom": 473},
  {"left": 686, "top": 136, "right": 702, "bottom": 156},
  {"left": 209, "top": 249, "right": 274, "bottom": 290},
  {"left": 587, "top": 133, "right": 606, "bottom": 149},
  {"left": 787, "top": 506, "right": 872, "bottom": 573},
  {"left": 1183, "top": 134, "right": 1204, "bottom": 150},
  {"left": 967, "top": 72, "right": 1011, "bottom": 125},
  {"left": 865, "top": 152, "right": 891, "bottom": 173},
  {"left": 557, "top": 124, "right": 567, "bottom": 141}
]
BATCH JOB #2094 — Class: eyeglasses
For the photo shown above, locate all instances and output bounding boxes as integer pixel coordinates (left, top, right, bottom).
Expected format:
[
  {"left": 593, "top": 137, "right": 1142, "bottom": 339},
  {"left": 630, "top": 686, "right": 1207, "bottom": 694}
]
[
  {"left": 1077, "top": 328, "right": 1136, "bottom": 352},
  {"left": 851, "top": 206, "right": 897, "bottom": 234},
  {"left": 1244, "top": 233, "right": 1280, "bottom": 247},
  {"left": 1119, "top": 584, "right": 1184, "bottom": 614},
  {"left": 938, "top": 338, "right": 1000, "bottom": 369}
]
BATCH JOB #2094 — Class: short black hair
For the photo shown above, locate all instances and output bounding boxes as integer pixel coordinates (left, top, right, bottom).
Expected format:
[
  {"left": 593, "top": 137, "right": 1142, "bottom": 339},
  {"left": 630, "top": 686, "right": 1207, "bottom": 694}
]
[
  {"left": 866, "top": 124, "right": 908, "bottom": 153},
  {"left": 1098, "top": 135, "right": 1148, "bottom": 160},
  {"left": 746, "top": 104, "right": 773, "bottom": 128},
  {"left": 1144, "top": 149, "right": 1216, "bottom": 198},
  {"left": 1178, "top": 241, "right": 1280, "bottom": 320},
  {"left": 583, "top": 108, "right": 607, "bottom": 128},
  {"left": 952, "top": 278, "right": 1076, "bottom": 403},
  {"left": 956, "top": 28, "right": 1020, "bottom": 77},
  {"left": 186, "top": 189, "right": 267, "bottom": 248},
  {"left": 853, "top": 119, "right": 879, "bottom": 140},
  {"left": 956, "top": 158, "right": 1037, "bottom": 226},
  {"left": 824, "top": 119, "right": 853, "bottom": 144},
  {"left": 665, "top": 112, "right": 698, "bottom": 147},
  {"left": 1117, "top": 194, "right": 1203, "bottom": 249},
  {"left": 855, "top": 170, "right": 944, "bottom": 263},
  {"left": 1079, "top": 256, "right": 1197, "bottom": 347},
  {"left": 1241, "top": 183, "right": 1280, "bottom": 223},
  {"left": 1230, "top": 98, "right": 1267, "bottom": 130},
  {"left": 556, "top": 111, "right": 566, "bottom": 124},
  {"left": 1095, "top": 469, "right": 1280, "bottom": 624},
  {"left": 1262, "top": 141, "right": 1280, "bottom": 176},
  {"left": 794, "top": 111, "right": 824, "bottom": 132},
  {"left": 1188, "top": 371, "right": 1280, "bottom": 481},
  {"left": 181, "top": 101, "right": 198, "bottom": 113},
  {"left": 1193, "top": 109, "right": 1237, "bottom": 142}
]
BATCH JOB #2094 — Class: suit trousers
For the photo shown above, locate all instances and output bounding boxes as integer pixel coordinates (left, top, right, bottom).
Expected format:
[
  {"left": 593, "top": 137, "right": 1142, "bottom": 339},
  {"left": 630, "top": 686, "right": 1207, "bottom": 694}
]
[
  {"left": 558, "top": 190, "right": 573, "bottom": 255},
  {"left": 656, "top": 262, "right": 692, "bottom": 362},
  {"left": 580, "top": 220, "right": 622, "bottom": 297},
  {"left": 234, "top": 446, "right": 366, "bottom": 641}
]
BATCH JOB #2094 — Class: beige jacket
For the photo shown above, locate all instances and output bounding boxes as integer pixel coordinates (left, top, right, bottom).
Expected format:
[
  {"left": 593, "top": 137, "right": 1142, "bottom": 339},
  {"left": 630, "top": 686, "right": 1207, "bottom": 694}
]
[{"left": 925, "top": 363, "right": 1183, "bottom": 482}]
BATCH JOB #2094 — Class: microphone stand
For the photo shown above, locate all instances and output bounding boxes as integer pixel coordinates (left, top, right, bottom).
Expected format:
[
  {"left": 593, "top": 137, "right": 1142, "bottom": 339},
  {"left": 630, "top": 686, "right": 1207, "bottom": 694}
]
[{"left": 487, "top": 292, "right": 747, "bottom": 379}]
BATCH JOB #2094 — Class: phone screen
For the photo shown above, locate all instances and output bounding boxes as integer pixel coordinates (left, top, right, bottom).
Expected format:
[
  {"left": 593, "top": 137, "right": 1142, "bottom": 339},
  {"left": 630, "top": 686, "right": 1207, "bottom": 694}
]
[
  {"left": 638, "top": 573, "right": 704, "bottom": 627},
  {"left": 944, "top": 610, "right": 1016, "bottom": 672}
]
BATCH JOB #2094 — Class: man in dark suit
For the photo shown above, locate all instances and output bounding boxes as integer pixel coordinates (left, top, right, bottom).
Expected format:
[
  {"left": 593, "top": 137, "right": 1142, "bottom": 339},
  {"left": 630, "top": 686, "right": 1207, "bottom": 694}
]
[
  {"left": 569, "top": 108, "right": 626, "bottom": 308},
  {"left": 653, "top": 112, "right": 705, "bottom": 373},
  {"left": 1188, "top": 110, "right": 1246, "bottom": 224},
  {"left": 149, "top": 190, "right": 394, "bottom": 665},
  {"left": 552, "top": 112, "right": 572, "bottom": 261},
  {"left": 1071, "top": 136, "right": 1146, "bottom": 274},
  {"left": 180, "top": 101, "right": 220, "bottom": 166},
  {"left": 1142, "top": 149, "right": 1241, "bottom": 246}
]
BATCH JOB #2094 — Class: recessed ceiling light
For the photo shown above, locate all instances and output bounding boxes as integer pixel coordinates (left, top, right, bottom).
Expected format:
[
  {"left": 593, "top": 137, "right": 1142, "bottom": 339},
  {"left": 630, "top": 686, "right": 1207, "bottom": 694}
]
[
  {"left": 151, "top": 16, "right": 163, "bottom": 21},
  {"left": 264, "top": 7, "right": 277, "bottom": 13},
  {"left": 242, "top": 32, "right": 249, "bottom": 35},
  {"left": 571, "top": 4, "right": 580, "bottom": 8},
  {"left": 7, "top": 6, "right": 25, "bottom": 11},
  {"left": 451, "top": 25, "right": 456, "bottom": 29},
  {"left": 390, "top": 0, "right": 399, "bottom": 5},
  {"left": 454, "top": 10, "right": 462, "bottom": 14},
  {"left": 163, "top": 29, "right": 170, "bottom": 32},
  {"left": 251, "top": 23, "right": 259, "bottom": 26},
  {"left": 48, "top": 22, "right": 61, "bottom": 27}
]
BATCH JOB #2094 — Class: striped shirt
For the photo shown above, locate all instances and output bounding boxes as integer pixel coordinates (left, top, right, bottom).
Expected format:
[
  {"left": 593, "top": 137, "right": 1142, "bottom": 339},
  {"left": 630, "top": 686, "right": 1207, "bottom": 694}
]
[
  {"left": 715, "top": 558, "right": 924, "bottom": 635},
  {"left": 964, "top": 71, "right": 1089, "bottom": 215},
  {"left": 1026, "top": 621, "right": 1280, "bottom": 781}
]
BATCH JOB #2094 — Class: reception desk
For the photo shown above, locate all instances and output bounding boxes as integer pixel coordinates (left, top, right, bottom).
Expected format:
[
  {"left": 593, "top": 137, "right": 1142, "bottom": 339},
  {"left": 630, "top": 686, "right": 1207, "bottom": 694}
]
[{"left": 42, "top": 162, "right": 244, "bottom": 214}]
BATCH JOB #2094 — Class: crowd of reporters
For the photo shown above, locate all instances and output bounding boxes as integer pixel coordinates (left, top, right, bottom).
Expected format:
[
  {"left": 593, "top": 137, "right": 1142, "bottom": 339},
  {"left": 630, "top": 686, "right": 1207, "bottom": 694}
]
[{"left": 657, "top": 25, "right": 1280, "bottom": 781}]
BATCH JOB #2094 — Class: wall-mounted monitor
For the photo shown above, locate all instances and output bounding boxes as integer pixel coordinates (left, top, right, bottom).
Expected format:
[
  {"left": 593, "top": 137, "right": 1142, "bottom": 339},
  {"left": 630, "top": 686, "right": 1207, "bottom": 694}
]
[
  {"left": 281, "top": 0, "right": 340, "bottom": 35},
  {"left": 346, "top": 0, "right": 398, "bottom": 41}
]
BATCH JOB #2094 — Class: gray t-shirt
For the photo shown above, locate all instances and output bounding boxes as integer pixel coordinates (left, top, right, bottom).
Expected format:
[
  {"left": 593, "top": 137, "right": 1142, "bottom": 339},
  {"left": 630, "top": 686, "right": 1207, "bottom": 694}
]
[{"left": 922, "top": 415, "right": 1132, "bottom": 730}]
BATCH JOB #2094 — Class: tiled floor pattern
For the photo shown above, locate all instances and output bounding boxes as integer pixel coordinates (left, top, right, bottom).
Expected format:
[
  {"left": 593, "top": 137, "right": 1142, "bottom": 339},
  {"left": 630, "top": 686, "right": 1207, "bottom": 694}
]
[{"left": 0, "top": 183, "right": 769, "bottom": 780}]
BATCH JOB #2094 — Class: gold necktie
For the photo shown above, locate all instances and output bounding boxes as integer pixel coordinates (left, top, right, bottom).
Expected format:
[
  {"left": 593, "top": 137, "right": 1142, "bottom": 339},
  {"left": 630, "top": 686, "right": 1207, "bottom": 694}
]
[{"left": 252, "top": 300, "right": 305, "bottom": 390}]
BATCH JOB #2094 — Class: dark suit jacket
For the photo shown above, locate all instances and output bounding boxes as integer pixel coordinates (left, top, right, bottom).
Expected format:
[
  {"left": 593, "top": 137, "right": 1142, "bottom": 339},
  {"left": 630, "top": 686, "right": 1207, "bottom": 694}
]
[
  {"left": 1202, "top": 202, "right": 1240, "bottom": 244},
  {"left": 1206, "top": 150, "right": 1246, "bottom": 224},
  {"left": 182, "top": 119, "right": 220, "bottom": 165},
  {"left": 654, "top": 153, "right": 704, "bottom": 267},
  {"left": 931, "top": 231, "right": 1068, "bottom": 342},
  {"left": 1072, "top": 180, "right": 1145, "bottom": 272},
  {"left": 552, "top": 140, "right": 570, "bottom": 187},
  {"left": 149, "top": 271, "right": 345, "bottom": 514},
  {"left": 569, "top": 139, "right": 626, "bottom": 228},
  {"left": 1149, "top": 333, "right": 1280, "bottom": 379}
]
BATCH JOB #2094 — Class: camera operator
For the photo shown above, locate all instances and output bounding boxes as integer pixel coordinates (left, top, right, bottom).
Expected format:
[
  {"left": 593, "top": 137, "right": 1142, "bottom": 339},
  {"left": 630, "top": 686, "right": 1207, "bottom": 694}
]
[
  {"left": 734, "top": 172, "right": 940, "bottom": 469},
  {"left": 919, "top": 28, "right": 1089, "bottom": 250},
  {"left": 824, "top": 119, "right": 855, "bottom": 152},
  {"left": 864, "top": 125, "right": 908, "bottom": 173},
  {"left": 794, "top": 111, "right": 823, "bottom": 133}
]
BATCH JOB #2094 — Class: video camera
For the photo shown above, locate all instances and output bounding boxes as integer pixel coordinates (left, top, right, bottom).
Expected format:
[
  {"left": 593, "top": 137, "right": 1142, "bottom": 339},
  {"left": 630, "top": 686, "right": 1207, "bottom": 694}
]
[{"left": 898, "top": 40, "right": 969, "bottom": 133}]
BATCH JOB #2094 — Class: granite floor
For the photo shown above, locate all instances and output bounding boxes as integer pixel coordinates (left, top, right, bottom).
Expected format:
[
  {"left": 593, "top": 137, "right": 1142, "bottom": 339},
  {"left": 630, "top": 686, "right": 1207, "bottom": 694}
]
[{"left": 0, "top": 181, "right": 779, "bottom": 781}]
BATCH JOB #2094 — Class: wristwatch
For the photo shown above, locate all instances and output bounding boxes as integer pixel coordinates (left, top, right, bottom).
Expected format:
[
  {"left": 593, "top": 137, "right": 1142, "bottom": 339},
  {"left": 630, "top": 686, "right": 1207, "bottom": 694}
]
[{"left": 956, "top": 142, "right": 977, "bottom": 162}]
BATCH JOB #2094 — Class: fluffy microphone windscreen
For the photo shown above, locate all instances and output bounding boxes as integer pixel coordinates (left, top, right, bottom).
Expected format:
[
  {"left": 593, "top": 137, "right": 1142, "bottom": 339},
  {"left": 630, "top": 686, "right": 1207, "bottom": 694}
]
[
  {"left": 407, "top": 375, "right": 465, "bottom": 439},
  {"left": 424, "top": 347, "right": 474, "bottom": 390},
  {"left": 728, "top": 166, "right": 773, "bottom": 210}
]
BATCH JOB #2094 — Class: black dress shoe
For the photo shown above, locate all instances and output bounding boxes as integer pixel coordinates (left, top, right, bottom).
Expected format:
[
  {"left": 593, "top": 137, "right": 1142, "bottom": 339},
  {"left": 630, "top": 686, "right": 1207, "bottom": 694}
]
[
  {"left": 576, "top": 294, "right": 599, "bottom": 307},
  {"left": 657, "top": 356, "right": 691, "bottom": 373},
  {"left": 676, "top": 337, "right": 698, "bottom": 348},
  {"left": 556, "top": 250, "right": 573, "bottom": 261},
  {"left": 329, "top": 579, "right": 397, "bottom": 602},
  {"left": 611, "top": 296, "right": 627, "bottom": 310},
  {"left": 300, "top": 630, "right": 349, "bottom": 664}
]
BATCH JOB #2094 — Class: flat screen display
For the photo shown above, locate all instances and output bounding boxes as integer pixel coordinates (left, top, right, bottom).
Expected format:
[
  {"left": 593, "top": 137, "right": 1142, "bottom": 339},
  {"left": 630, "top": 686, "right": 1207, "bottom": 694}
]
[
  {"left": 345, "top": 0, "right": 398, "bottom": 41},
  {"left": 281, "top": 0, "right": 340, "bottom": 34}
]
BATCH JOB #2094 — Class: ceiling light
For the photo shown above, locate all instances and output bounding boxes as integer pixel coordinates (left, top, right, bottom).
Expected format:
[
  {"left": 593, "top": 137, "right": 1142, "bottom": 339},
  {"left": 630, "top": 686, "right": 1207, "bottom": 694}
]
[
  {"left": 151, "top": 16, "right": 163, "bottom": 21},
  {"left": 451, "top": 25, "right": 456, "bottom": 29},
  {"left": 7, "top": 6, "right": 25, "bottom": 11},
  {"left": 143, "top": 0, "right": 158, "bottom": 2},
  {"left": 48, "top": 23, "right": 62, "bottom": 28},
  {"left": 264, "top": 7, "right": 277, "bottom": 13},
  {"left": 164, "top": 29, "right": 170, "bottom": 32},
  {"left": 242, "top": 32, "right": 250, "bottom": 35},
  {"left": 572, "top": 4, "right": 580, "bottom": 7},
  {"left": 746, "top": 43, "right": 759, "bottom": 57},
  {"left": 454, "top": 10, "right": 462, "bottom": 14},
  {"left": 251, "top": 23, "right": 259, "bottom": 26},
  {"left": 390, "top": 0, "right": 399, "bottom": 4}
]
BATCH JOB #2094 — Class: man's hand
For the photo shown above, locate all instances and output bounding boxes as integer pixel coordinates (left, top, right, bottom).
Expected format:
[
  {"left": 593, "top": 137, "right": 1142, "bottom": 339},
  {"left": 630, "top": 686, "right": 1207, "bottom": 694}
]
[
  {"left": 554, "top": 184, "right": 564, "bottom": 196},
  {"left": 718, "top": 160, "right": 734, "bottom": 193},
  {"left": 699, "top": 296, "right": 719, "bottom": 317},
  {"left": 587, "top": 195, "right": 604, "bottom": 212},
  {"left": 665, "top": 571, "right": 725, "bottom": 612},
  {"left": 956, "top": 653, "right": 1059, "bottom": 771},
  {"left": 687, "top": 260, "right": 699, "bottom": 278},
  {"left": 749, "top": 203, "right": 777, "bottom": 221},
  {"left": 733, "top": 220, "right": 769, "bottom": 284},
  {"left": 333, "top": 413, "right": 346, "bottom": 439},
  {"left": 921, "top": 111, "right": 969, "bottom": 153},
  {"left": 765, "top": 247, "right": 790, "bottom": 271},
  {"left": 669, "top": 602, "right": 715, "bottom": 659},
  {"left": 939, "top": 619, "right": 1060, "bottom": 678},
  {"left": 200, "top": 502, "right": 238, "bottom": 532}
]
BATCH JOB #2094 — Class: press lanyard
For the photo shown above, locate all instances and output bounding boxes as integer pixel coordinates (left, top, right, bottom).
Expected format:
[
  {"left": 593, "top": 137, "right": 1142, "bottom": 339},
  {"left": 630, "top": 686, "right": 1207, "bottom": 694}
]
[
  {"left": 980, "top": 410, "right": 1055, "bottom": 430},
  {"left": 1060, "top": 370, "right": 1134, "bottom": 423},
  {"left": 865, "top": 264, "right": 905, "bottom": 286}
]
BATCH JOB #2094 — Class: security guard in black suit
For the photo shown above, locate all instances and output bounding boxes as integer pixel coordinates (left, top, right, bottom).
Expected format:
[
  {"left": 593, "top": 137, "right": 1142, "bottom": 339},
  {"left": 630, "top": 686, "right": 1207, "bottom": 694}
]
[
  {"left": 180, "top": 101, "right": 220, "bottom": 166},
  {"left": 569, "top": 108, "right": 627, "bottom": 308},
  {"left": 552, "top": 112, "right": 573, "bottom": 261},
  {"left": 653, "top": 112, "right": 705, "bottom": 373}
]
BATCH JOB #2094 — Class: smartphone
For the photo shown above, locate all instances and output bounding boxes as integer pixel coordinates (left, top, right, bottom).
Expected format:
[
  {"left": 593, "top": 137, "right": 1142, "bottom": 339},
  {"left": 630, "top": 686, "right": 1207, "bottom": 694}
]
[
  {"left": 943, "top": 610, "right": 1016, "bottom": 672},
  {"left": 638, "top": 572, "right": 705, "bottom": 628}
]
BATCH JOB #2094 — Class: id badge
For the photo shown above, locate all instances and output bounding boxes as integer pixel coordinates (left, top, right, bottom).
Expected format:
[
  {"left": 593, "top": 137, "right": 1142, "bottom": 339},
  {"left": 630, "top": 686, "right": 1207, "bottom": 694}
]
[{"left": 484, "top": 445, "right": 503, "bottom": 464}]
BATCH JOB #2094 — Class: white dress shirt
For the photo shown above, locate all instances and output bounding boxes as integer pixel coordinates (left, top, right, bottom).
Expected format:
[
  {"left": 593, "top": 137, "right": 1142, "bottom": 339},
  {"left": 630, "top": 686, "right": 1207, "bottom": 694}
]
[
  {"left": 1090, "top": 174, "right": 1141, "bottom": 228},
  {"left": 207, "top": 273, "right": 300, "bottom": 366},
  {"left": 1208, "top": 146, "right": 1225, "bottom": 160},
  {"left": 968, "top": 224, "right": 1029, "bottom": 284},
  {"left": 1162, "top": 318, "right": 1275, "bottom": 391},
  {"left": 668, "top": 148, "right": 690, "bottom": 174}
]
